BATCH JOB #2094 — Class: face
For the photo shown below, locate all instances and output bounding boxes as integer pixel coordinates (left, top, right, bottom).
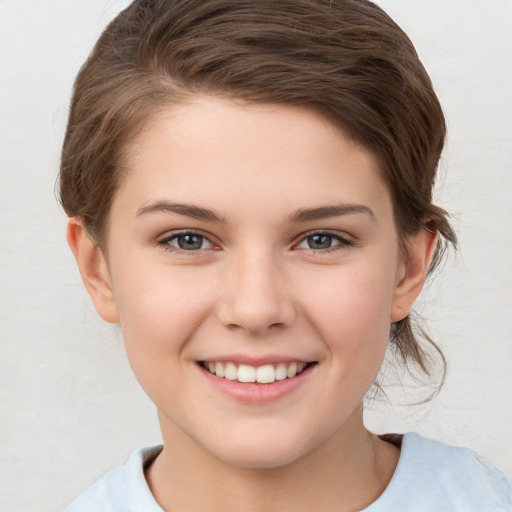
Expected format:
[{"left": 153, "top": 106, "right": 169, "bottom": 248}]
[{"left": 87, "top": 97, "right": 420, "bottom": 468}]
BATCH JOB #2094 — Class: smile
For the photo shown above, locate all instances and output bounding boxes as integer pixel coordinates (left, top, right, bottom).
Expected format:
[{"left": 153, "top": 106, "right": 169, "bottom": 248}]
[{"left": 201, "top": 361, "right": 310, "bottom": 384}]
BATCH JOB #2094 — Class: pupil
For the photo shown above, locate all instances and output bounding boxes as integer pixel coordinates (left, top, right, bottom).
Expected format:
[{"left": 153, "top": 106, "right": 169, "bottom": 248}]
[
  {"left": 178, "top": 234, "right": 202, "bottom": 250},
  {"left": 309, "top": 234, "right": 332, "bottom": 249}
]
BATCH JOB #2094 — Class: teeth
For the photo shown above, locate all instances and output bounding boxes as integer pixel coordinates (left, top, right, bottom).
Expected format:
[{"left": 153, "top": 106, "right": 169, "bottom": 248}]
[
  {"left": 256, "top": 364, "right": 275, "bottom": 384},
  {"left": 238, "top": 364, "right": 256, "bottom": 383},
  {"left": 203, "top": 361, "right": 309, "bottom": 383},
  {"left": 214, "top": 362, "right": 225, "bottom": 378},
  {"left": 275, "top": 363, "right": 288, "bottom": 381},
  {"left": 286, "top": 362, "right": 298, "bottom": 378},
  {"left": 225, "top": 362, "right": 237, "bottom": 380}
]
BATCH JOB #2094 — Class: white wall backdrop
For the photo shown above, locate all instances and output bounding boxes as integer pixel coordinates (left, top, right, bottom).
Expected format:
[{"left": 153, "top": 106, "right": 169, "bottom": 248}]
[{"left": 1, "top": 1, "right": 511, "bottom": 510}]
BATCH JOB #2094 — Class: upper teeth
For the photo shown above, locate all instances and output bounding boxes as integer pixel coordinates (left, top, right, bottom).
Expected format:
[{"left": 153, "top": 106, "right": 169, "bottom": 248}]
[{"left": 204, "top": 361, "right": 307, "bottom": 383}]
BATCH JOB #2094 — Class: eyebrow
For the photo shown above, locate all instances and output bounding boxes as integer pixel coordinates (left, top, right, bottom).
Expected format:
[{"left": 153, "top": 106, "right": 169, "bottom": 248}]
[
  {"left": 288, "top": 204, "right": 376, "bottom": 223},
  {"left": 136, "top": 200, "right": 376, "bottom": 224},
  {"left": 136, "top": 201, "right": 226, "bottom": 223}
]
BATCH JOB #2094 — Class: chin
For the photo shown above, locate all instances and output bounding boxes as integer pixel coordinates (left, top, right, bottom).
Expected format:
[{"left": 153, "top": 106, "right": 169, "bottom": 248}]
[
  {"left": 215, "top": 444, "right": 304, "bottom": 470},
  {"left": 200, "top": 425, "right": 318, "bottom": 470}
]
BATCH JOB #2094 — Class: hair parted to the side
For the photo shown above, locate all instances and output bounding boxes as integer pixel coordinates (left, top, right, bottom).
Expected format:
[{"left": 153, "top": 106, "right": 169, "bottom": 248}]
[{"left": 59, "top": 0, "right": 457, "bottom": 399}]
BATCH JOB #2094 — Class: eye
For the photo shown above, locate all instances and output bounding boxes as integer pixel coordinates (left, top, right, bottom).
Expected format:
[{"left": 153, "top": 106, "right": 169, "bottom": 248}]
[
  {"left": 159, "top": 231, "right": 213, "bottom": 251},
  {"left": 295, "top": 232, "right": 352, "bottom": 252}
]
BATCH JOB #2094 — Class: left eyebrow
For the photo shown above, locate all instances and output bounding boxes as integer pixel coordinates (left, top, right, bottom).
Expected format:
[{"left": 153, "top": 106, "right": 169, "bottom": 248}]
[{"left": 288, "top": 204, "right": 376, "bottom": 223}]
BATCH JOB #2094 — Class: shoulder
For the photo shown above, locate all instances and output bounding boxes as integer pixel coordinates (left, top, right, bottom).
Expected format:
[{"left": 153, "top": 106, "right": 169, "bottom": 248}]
[
  {"left": 367, "top": 432, "right": 512, "bottom": 512},
  {"left": 63, "top": 445, "right": 163, "bottom": 512}
]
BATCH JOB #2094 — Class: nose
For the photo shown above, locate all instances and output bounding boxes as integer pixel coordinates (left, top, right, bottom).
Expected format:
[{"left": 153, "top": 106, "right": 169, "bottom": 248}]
[{"left": 217, "top": 251, "right": 296, "bottom": 335}]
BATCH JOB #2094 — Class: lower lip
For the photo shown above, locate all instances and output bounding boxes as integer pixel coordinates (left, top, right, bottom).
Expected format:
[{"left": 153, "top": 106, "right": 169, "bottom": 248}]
[{"left": 198, "top": 364, "right": 316, "bottom": 404}]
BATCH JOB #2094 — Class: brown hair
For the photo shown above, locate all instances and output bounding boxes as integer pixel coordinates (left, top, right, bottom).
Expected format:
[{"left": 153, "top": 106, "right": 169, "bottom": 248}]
[{"left": 59, "top": 0, "right": 457, "bottom": 395}]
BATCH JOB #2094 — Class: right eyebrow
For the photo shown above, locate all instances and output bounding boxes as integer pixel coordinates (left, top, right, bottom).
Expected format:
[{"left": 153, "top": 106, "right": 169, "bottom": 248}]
[{"left": 136, "top": 201, "right": 226, "bottom": 223}]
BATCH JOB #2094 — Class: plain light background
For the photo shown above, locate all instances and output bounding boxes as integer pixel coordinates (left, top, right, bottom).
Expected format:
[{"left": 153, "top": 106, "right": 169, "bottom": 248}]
[{"left": 1, "top": 1, "right": 511, "bottom": 510}]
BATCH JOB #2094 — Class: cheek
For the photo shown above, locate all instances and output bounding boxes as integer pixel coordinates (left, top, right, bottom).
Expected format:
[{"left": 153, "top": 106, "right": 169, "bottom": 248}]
[
  {"left": 110, "top": 262, "right": 216, "bottom": 363},
  {"left": 299, "top": 262, "right": 395, "bottom": 363}
]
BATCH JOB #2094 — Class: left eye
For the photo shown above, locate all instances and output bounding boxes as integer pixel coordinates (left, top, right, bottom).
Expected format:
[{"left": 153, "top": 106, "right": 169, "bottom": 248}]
[
  {"left": 296, "top": 233, "right": 348, "bottom": 250},
  {"left": 164, "top": 233, "right": 213, "bottom": 251}
]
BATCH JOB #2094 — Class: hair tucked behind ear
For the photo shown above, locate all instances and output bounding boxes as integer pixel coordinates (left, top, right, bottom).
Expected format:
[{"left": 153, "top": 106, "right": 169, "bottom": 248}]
[{"left": 59, "top": 0, "right": 457, "bottom": 400}]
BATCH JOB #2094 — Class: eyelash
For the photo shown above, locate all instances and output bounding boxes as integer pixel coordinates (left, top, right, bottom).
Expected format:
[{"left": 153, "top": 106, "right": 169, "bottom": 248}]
[{"left": 156, "top": 230, "right": 354, "bottom": 255}]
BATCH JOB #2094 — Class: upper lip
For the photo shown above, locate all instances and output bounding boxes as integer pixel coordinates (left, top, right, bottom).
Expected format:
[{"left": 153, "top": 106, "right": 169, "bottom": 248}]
[{"left": 198, "top": 354, "right": 314, "bottom": 366}]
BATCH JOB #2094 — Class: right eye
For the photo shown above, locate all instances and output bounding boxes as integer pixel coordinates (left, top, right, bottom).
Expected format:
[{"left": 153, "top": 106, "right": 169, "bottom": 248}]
[{"left": 158, "top": 231, "right": 214, "bottom": 252}]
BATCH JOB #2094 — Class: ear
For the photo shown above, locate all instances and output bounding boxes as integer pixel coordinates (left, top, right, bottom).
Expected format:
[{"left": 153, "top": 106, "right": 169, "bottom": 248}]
[
  {"left": 66, "top": 217, "right": 119, "bottom": 324},
  {"left": 390, "top": 227, "right": 438, "bottom": 322}
]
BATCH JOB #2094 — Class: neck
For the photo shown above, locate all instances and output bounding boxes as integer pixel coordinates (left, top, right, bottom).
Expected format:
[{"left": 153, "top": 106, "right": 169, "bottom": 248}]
[{"left": 146, "top": 407, "right": 400, "bottom": 512}]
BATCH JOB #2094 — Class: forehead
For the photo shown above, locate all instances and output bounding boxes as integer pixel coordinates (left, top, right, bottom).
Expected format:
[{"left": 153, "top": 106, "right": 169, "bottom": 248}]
[{"left": 116, "top": 96, "right": 392, "bottom": 222}]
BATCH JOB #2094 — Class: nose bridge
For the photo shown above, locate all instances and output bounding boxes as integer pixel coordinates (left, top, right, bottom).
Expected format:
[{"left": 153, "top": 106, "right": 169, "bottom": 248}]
[{"left": 218, "top": 246, "right": 294, "bottom": 334}]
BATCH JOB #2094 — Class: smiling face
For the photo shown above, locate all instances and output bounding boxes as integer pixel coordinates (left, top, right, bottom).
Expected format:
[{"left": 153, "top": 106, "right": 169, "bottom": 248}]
[{"left": 69, "top": 96, "right": 433, "bottom": 469}]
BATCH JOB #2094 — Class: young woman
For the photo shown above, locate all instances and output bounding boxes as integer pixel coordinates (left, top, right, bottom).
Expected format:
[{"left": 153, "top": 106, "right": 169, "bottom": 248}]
[{"left": 60, "top": 1, "right": 511, "bottom": 510}]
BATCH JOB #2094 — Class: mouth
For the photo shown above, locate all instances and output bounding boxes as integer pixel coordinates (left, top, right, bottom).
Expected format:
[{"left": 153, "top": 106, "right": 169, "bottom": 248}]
[{"left": 199, "top": 360, "right": 314, "bottom": 384}]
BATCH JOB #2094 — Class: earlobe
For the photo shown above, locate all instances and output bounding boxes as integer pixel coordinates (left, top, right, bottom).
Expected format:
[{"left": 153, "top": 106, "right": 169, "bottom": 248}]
[
  {"left": 390, "top": 228, "right": 438, "bottom": 322},
  {"left": 66, "top": 217, "right": 120, "bottom": 324}
]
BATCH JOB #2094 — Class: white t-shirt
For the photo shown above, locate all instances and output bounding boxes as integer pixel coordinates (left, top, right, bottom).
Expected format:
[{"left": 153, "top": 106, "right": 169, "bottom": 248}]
[{"left": 63, "top": 432, "right": 512, "bottom": 512}]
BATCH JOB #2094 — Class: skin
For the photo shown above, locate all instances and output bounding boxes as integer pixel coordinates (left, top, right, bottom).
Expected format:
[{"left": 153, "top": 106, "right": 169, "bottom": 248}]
[{"left": 68, "top": 96, "right": 437, "bottom": 511}]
